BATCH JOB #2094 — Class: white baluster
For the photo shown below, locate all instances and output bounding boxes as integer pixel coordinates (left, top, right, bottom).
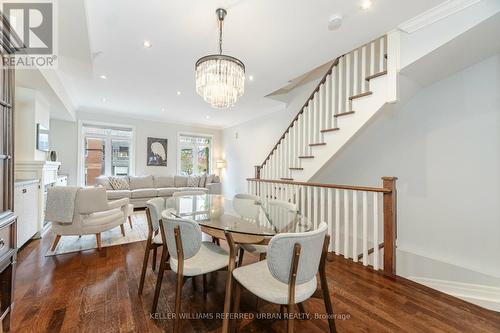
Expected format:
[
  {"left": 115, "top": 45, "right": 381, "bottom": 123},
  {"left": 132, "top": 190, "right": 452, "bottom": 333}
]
[
  {"left": 345, "top": 52, "right": 351, "bottom": 113},
  {"left": 319, "top": 85, "right": 324, "bottom": 135},
  {"left": 312, "top": 187, "right": 318, "bottom": 228},
  {"left": 335, "top": 189, "right": 340, "bottom": 254},
  {"left": 330, "top": 67, "right": 336, "bottom": 129},
  {"left": 379, "top": 36, "right": 385, "bottom": 73},
  {"left": 325, "top": 74, "right": 331, "bottom": 130},
  {"left": 383, "top": 35, "right": 388, "bottom": 71},
  {"left": 304, "top": 106, "right": 310, "bottom": 155},
  {"left": 338, "top": 56, "right": 344, "bottom": 114},
  {"left": 300, "top": 185, "right": 306, "bottom": 216},
  {"left": 327, "top": 188, "right": 333, "bottom": 251},
  {"left": 343, "top": 190, "right": 350, "bottom": 258},
  {"left": 247, "top": 181, "right": 250, "bottom": 194},
  {"left": 353, "top": 191, "right": 358, "bottom": 262},
  {"left": 320, "top": 187, "right": 325, "bottom": 229},
  {"left": 362, "top": 191, "right": 368, "bottom": 266},
  {"left": 307, "top": 186, "right": 312, "bottom": 222},
  {"left": 373, "top": 192, "right": 379, "bottom": 270},
  {"left": 370, "top": 41, "right": 376, "bottom": 76},
  {"left": 353, "top": 49, "right": 359, "bottom": 97},
  {"left": 361, "top": 45, "right": 367, "bottom": 93}
]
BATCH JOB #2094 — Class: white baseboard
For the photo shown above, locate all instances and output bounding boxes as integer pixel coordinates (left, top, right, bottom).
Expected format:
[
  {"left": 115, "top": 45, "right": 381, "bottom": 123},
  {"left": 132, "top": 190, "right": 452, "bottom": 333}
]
[{"left": 397, "top": 248, "right": 500, "bottom": 312}]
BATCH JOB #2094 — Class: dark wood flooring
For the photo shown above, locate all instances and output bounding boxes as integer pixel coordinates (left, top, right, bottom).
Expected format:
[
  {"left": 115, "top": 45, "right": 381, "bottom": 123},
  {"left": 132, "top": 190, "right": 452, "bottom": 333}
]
[{"left": 11, "top": 214, "right": 500, "bottom": 332}]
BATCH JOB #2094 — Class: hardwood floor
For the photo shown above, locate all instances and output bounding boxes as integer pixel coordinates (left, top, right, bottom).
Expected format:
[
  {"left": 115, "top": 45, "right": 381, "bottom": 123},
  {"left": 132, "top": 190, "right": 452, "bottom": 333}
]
[{"left": 11, "top": 212, "right": 500, "bottom": 332}]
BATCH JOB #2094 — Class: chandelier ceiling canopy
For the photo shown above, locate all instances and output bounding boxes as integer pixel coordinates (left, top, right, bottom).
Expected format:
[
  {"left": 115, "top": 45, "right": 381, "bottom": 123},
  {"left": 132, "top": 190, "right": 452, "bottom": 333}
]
[{"left": 195, "top": 8, "right": 245, "bottom": 109}]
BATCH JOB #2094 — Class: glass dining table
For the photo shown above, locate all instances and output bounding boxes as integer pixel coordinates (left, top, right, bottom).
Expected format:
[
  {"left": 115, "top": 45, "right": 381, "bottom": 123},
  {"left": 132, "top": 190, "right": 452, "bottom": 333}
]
[{"left": 160, "top": 194, "right": 316, "bottom": 333}]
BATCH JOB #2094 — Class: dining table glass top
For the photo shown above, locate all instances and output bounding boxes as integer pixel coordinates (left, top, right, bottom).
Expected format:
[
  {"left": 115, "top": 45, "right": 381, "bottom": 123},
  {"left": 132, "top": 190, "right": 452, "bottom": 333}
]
[{"left": 162, "top": 194, "right": 314, "bottom": 237}]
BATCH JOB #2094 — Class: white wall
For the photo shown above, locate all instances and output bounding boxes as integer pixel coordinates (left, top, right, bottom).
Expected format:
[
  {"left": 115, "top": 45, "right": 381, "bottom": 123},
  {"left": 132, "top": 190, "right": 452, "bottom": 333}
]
[
  {"left": 15, "top": 87, "right": 51, "bottom": 162},
  {"left": 313, "top": 53, "right": 500, "bottom": 279},
  {"left": 222, "top": 79, "right": 319, "bottom": 198},
  {"left": 50, "top": 110, "right": 222, "bottom": 186}
]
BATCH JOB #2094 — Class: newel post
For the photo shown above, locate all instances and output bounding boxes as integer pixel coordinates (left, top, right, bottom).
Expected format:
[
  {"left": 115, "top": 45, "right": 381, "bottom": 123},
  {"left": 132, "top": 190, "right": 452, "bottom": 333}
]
[
  {"left": 382, "top": 177, "right": 397, "bottom": 277},
  {"left": 254, "top": 165, "right": 261, "bottom": 179}
]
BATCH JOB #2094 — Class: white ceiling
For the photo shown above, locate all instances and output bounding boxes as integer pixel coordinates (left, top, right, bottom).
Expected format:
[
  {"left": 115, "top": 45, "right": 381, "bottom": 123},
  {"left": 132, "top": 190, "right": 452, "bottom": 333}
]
[{"left": 56, "top": 0, "right": 446, "bottom": 128}]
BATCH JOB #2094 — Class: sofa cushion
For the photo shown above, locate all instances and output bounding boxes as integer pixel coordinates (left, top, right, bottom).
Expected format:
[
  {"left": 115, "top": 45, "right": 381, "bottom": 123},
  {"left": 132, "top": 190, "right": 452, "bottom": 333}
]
[
  {"left": 174, "top": 175, "right": 188, "bottom": 187},
  {"left": 157, "top": 187, "right": 177, "bottom": 197},
  {"left": 95, "top": 175, "right": 112, "bottom": 190},
  {"left": 109, "top": 176, "right": 130, "bottom": 190},
  {"left": 107, "top": 190, "right": 131, "bottom": 200},
  {"left": 154, "top": 176, "right": 174, "bottom": 188},
  {"left": 187, "top": 175, "right": 200, "bottom": 187},
  {"left": 129, "top": 175, "right": 154, "bottom": 190},
  {"left": 178, "top": 187, "right": 209, "bottom": 194},
  {"left": 131, "top": 189, "right": 158, "bottom": 198}
]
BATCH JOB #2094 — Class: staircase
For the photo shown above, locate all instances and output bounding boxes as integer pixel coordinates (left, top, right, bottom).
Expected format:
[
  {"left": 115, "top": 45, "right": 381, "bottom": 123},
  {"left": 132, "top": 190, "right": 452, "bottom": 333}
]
[{"left": 258, "top": 34, "right": 398, "bottom": 181}]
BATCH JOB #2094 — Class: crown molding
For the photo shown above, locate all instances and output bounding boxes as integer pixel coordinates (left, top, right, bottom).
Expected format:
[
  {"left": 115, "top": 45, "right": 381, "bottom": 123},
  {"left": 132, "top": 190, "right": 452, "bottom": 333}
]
[{"left": 398, "top": 0, "right": 482, "bottom": 33}]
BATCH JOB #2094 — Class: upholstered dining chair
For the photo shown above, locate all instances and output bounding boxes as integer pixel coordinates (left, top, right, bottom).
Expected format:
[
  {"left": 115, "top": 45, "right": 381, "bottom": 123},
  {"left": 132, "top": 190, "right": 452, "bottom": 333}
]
[
  {"left": 152, "top": 216, "right": 230, "bottom": 332},
  {"left": 238, "top": 199, "right": 297, "bottom": 265},
  {"left": 138, "top": 197, "right": 167, "bottom": 295},
  {"left": 232, "top": 193, "right": 261, "bottom": 221},
  {"left": 230, "top": 222, "right": 336, "bottom": 333},
  {"left": 172, "top": 190, "right": 206, "bottom": 197},
  {"left": 48, "top": 187, "right": 133, "bottom": 251}
]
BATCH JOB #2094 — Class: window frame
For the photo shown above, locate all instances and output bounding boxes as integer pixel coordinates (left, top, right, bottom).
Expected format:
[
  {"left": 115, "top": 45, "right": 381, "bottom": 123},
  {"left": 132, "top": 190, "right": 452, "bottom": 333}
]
[
  {"left": 77, "top": 120, "right": 136, "bottom": 186},
  {"left": 176, "top": 131, "right": 213, "bottom": 176}
]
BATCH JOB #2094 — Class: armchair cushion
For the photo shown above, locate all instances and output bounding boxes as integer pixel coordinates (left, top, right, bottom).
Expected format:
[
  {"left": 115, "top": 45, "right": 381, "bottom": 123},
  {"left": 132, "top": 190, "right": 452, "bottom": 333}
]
[
  {"left": 76, "top": 187, "right": 109, "bottom": 214},
  {"left": 82, "top": 208, "right": 124, "bottom": 227},
  {"left": 233, "top": 260, "right": 317, "bottom": 305},
  {"left": 107, "top": 198, "right": 130, "bottom": 210}
]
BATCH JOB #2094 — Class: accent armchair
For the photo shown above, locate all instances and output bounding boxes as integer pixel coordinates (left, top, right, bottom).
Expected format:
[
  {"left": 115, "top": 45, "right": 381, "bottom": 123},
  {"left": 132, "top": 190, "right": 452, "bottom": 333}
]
[{"left": 49, "top": 187, "right": 133, "bottom": 251}]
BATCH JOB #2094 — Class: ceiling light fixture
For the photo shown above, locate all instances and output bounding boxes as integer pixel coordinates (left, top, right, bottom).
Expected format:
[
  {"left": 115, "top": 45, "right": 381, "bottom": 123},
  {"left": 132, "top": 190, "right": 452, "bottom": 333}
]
[
  {"left": 99, "top": 74, "right": 107, "bottom": 80},
  {"left": 206, "top": 115, "right": 211, "bottom": 119},
  {"left": 328, "top": 15, "right": 343, "bottom": 30},
  {"left": 195, "top": 8, "right": 245, "bottom": 109},
  {"left": 248, "top": 75, "right": 254, "bottom": 81},
  {"left": 102, "top": 98, "right": 107, "bottom": 102},
  {"left": 361, "top": 0, "right": 372, "bottom": 10},
  {"left": 176, "top": 91, "right": 181, "bottom": 96},
  {"left": 143, "top": 40, "right": 152, "bottom": 48}
]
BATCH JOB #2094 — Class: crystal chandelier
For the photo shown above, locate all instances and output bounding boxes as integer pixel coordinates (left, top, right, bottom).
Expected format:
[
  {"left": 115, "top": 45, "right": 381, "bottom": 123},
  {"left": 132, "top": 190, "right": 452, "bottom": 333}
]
[{"left": 195, "top": 8, "right": 245, "bottom": 109}]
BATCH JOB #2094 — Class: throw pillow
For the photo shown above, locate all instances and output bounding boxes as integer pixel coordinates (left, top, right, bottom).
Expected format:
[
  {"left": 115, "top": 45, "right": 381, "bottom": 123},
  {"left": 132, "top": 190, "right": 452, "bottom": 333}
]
[
  {"left": 213, "top": 175, "right": 221, "bottom": 183},
  {"left": 198, "top": 173, "right": 207, "bottom": 187},
  {"left": 108, "top": 176, "right": 130, "bottom": 190},
  {"left": 187, "top": 175, "right": 200, "bottom": 187},
  {"left": 206, "top": 174, "right": 215, "bottom": 184}
]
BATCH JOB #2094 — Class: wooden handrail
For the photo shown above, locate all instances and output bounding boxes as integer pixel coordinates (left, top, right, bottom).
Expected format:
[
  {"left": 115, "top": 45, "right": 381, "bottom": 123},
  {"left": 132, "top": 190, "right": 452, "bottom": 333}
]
[
  {"left": 261, "top": 57, "right": 340, "bottom": 168},
  {"left": 246, "top": 178, "right": 391, "bottom": 193}
]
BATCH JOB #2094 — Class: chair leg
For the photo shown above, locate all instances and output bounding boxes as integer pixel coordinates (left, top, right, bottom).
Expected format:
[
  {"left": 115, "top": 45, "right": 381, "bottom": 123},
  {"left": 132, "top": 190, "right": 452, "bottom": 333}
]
[
  {"left": 128, "top": 215, "right": 133, "bottom": 228},
  {"left": 230, "top": 282, "right": 242, "bottom": 333},
  {"left": 237, "top": 248, "right": 245, "bottom": 267},
  {"left": 320, "top": 270, "right": 337, "bottom": 333},
  {"left": 173, "top": 272, "right": 184, "bottom": 333},
  {"left": 287, "top": 303, "right": 295, "bottom": 333},
  {"left": 297, "top": 302, "right": 306, "bottom": 314},
  {"left": 152, "top": 246, "right": 158, "bottom": 271},
  {"left": 202, "top": 274, "right": 207, "bottom": 296},
  {"left": 95, "top": 233, "right": 102, "bottom": 250},
  {"left": 259, "top": 253, "right": 266, "bottom": 261},
  {"left": 151, "top": 246, "right": 168, "bottom": 313},
  {"left": 138, "top": 242, "right": 151, "bottom": 295},
  {"left": 51, "top": 235, "right": 61, "bottom": 251},
  {"left": 120, "top": 224, "right": 126, "bottom": 237}
]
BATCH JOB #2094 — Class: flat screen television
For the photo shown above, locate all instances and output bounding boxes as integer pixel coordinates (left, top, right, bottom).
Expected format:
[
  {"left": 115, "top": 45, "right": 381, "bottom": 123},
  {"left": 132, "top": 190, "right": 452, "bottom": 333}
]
[{"left": 36, "top": 123, "right": 50, "bottom": 152}]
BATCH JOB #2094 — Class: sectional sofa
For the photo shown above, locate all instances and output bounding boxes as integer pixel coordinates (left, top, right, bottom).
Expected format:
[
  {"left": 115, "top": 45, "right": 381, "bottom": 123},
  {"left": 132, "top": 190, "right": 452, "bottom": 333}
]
[{"left": 95, "top": 174, "right": 221, "bottom": 208}]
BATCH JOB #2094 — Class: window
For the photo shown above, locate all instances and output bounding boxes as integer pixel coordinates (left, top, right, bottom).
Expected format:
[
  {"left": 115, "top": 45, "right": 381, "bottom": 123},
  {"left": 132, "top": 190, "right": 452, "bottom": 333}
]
[
  {"left": 178, "top": 134, "right": 212, "bottom": 175},
  {"left": 81, "top": 124, "right": 134, "bottom": 186}
]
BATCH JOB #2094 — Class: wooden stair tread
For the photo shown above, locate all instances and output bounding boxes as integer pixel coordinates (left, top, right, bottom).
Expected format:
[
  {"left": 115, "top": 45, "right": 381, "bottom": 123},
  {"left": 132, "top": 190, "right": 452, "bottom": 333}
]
[
  {"left": 309, "top": 143, "right": 327, "bottom": 147},
  {"left": 280, "top": 178, "right": 293, "bottom": 181},
  {"left": 366, "top": 70, "right": 387, "bottom": 81},
  {"left": 334, "top": 111, "right": 355, "bottom": 118},
  {"left": 349, "top": 91, "right": 373, "bottom": 100},
  {"left": 298, "top": 156, "right": 314, "bottom": 159},
  {"left": 289, "top": 167, "right": 304, "bottom": 170},
  {"left": 321, "top": 127, "right": 340, "bottom": 133}
]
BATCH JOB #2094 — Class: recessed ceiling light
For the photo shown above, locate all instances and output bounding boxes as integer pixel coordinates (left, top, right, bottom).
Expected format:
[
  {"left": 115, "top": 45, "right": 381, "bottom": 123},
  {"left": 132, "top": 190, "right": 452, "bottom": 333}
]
[
  {"left": 143, "top": 40, "right": 152, "bottom": 48},
  {"left": 161, "top": 107, "right": 165, "bottom": 112},
  {"left": 177, "top": 91, "right": 181, "bottom": 96},
  {"left": 206, "top": 115, "right": 211, "bottom": 119},
  {"left": 328, "top": 15, "right": 343, "bottom": 30},
  {"left": 248, "top": 75, "right": 254, "bottom": 81},
  {"left": 361, "top": 0, "right": 372, "bottom": 10},
  {"left": 99, "top": 75, "right": 107, "bottom": 80},
  {"left": 102, "top": 98, "right": 107, "bottom": 102}
]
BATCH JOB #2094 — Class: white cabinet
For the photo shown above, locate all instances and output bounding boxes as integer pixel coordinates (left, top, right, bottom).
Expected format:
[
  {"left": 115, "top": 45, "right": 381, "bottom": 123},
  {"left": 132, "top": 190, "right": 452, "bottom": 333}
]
[{"left": 14, "top": 180, "right": 40, "bottom": 248}]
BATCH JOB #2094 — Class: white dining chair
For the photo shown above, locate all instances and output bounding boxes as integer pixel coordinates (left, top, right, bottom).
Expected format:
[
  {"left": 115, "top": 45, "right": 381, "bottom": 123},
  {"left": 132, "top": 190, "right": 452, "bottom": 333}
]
[
  {"left": 232, "top": 193, "right": 261, "bottom": 220},
  {"left": 239, "top": 199, "right": 297, "bottom": 264},
  {"left": 152, "top": 216, "right": 230, "bottom": 333},
  {"left": 172, "top": 190, "right": 206, "bottom": 197},
  {"left": 230, "top": 222, "right": 336, "bottom": 333}
]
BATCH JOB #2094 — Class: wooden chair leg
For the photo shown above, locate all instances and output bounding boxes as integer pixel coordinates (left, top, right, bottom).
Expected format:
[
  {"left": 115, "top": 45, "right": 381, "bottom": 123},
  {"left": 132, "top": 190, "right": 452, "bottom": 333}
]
[
  {"left": 151, "top": 246, "right": 168, "bottom": 313},
  {"left": 120, "top": 224, "right": 126, "bottom": 237},
  {"left": 230, "top": 282, "right": 242, "bottom": 333},
  {"left": 297, "top": 302, "right": 306, "bottom": 314},
  {"left": 128, "top": 215, "right": 133, "bottom": 228},
  {"left": 152, "top": 246, "right": 157, "bottom": 271},
  {"left": 51, "top": 235, "right": 61, "bottom": 251},
  {"left": 191, "top": 276, "right": 197, "bottom": 291},
  {"left": 95, "top": 233, "right": 102, "bottom": 250},
  {"left": 287, "top": 303, "right": 295, "bottom": 333},
  {"left": 202, "top": 274, "right": 207, "bottom": 296},
  {"left": 173, "top": 272, "right": 184, "bottom": 333},
  {"left": 237, "top": 248, "right": 245, "bottom": 267},
  {"left": 138, "top": 242, "right": 151, "bottom": 295},
  {"left": 259, "top": 253, "right": 266, "bottom": 261},
  {"left": 320, "top": 270, "right": 337, "bottom": 333}
]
